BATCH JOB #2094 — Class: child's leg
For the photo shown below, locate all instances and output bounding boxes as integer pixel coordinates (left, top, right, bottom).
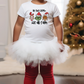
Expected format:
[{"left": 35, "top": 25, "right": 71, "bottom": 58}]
[
  {"left": 24, "top": 62, "right": 38, "bottom": 84},
  {"left": 40, "top": 63, "right": 55, "bottom": 84}
]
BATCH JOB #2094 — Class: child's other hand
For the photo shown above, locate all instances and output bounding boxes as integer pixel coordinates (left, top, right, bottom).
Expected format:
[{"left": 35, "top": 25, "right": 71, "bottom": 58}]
[{"left": 57, "top": 40, "right": 65, "bottom": 52}]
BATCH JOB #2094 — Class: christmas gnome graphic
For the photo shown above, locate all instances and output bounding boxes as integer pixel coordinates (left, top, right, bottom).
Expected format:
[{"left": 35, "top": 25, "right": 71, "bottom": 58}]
[
  {"left": 43, "top": 12, "right": 49, "bottom": 21},
  {"left": 29, "top": 12, "right": 34, "bottom": 21},
  {"left": 35, "top": 12, "right": 42, "bottom": 24}
]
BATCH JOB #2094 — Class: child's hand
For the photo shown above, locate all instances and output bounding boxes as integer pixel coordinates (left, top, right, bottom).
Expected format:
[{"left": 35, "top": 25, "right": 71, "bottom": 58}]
[{"left": 57, "top": 40, "right": 65, "bottom": 52}]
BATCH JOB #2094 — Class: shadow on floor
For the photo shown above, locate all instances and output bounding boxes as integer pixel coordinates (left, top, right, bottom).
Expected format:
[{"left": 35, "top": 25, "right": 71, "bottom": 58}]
[{"left": 0, "top": 74, "right": 84, "bottom": 84}]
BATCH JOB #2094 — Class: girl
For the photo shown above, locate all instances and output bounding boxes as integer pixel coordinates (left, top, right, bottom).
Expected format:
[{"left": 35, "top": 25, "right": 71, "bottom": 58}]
[{"left": 8, "top": 0, "right": 70, "bottom": 84}]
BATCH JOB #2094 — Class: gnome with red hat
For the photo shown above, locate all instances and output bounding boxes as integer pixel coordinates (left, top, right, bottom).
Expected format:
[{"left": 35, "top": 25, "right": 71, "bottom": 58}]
[
  {"left": 35, "top": 12, "right": 42, "bottom": 24},
  {"left": 43, "top": 12, "right": 49, "bottom": 21},
  {"left": 35, "top": 12, "right": 42, "bottom": 21},
  {"left": 29, "top": 12, "right": 34, "bottom": 21}
]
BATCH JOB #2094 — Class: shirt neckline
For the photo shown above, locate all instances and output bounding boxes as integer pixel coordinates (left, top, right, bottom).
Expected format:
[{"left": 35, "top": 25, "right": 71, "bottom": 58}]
[{"left": 29, "top": 0, "right": 48, "bottom": 6}]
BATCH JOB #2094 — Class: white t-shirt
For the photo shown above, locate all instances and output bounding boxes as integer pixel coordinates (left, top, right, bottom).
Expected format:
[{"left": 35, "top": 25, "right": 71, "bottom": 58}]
[{"left": 17, "top": 0, "right": 61, "bottom": 42}]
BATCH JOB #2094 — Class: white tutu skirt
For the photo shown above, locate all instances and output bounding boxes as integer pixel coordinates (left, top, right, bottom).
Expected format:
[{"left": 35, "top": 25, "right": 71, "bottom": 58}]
[{"left": 7, "top": 35, "right": 70, "bottom": 67}]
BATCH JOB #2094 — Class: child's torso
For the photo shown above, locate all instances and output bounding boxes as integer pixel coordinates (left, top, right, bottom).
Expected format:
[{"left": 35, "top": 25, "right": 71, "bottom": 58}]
[{"left": 22, "top": 1, "right": 55, "bottom": 42}]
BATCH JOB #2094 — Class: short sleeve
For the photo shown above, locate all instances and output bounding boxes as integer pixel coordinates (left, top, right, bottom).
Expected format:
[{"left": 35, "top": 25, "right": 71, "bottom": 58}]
[
  {"left": 17, "top": 4, "right": 25, "bottom": 18},
  {"left": 53, "top": 4, "right": 61, "bottom": 18}
]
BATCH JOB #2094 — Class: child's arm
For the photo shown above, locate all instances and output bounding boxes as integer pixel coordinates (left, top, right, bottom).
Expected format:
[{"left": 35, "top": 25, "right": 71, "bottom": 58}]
[
  {"left": 53, "top": 16, "right": 63, "bottom": 44},
  {"left": 13, "top": 15, "right": 24, "bottom": 42},
  {"left": 53, "top": 16, "right": 65, "bottom": 52}
]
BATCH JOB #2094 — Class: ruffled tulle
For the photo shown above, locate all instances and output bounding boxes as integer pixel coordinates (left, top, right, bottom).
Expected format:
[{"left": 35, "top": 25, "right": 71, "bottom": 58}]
[{"left": 7, "top": 35, "right": 70, "bottom": 67}]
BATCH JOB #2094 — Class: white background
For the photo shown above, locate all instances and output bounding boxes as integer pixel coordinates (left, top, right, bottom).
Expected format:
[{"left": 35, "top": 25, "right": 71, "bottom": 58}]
[{"left": 51, "top": 0, "right": 69, "bottom": 24}]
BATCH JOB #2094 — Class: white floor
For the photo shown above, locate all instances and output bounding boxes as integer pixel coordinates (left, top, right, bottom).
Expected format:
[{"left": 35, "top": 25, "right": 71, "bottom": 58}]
[{"left": 53, "top": 53, "right": 84, "bottom": 76}]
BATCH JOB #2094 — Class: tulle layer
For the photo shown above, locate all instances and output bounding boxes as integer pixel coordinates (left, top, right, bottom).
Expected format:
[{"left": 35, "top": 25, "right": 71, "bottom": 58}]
[{"left": 7, "top": 35, "right": 70, "bottom": 67}]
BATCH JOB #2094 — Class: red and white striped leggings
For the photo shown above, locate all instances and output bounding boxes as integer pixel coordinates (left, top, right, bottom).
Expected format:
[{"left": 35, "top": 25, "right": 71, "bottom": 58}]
[{"left": 24, "top": 63, "right": 55, "bottom": 84}]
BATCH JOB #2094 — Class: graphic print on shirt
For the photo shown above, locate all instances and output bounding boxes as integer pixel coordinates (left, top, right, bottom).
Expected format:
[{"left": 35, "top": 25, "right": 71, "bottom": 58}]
[
  {"left": 35, "top": 12, "right": 42, "bottom": 24},
  {"left": 29, "top": 9, "right": 49, "bottom": 25},
  {"left": 42, "top": 12, "right": 49, "bottom": 24},
  {"left": 29, "top": 12, "right": 34, "bottom": 21}
]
